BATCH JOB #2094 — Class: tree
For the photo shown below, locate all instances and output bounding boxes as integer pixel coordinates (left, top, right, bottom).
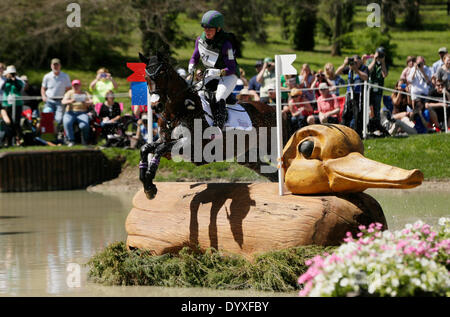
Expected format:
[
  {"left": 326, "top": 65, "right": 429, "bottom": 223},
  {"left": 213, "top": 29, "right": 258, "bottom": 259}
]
[
  {"left": 278, "top": 0, "right": 318, "bottom": 51},
  {"left": 0, "top": 0, "right": 135, "bottom": 71},
  {"left": 317, "top": 0, "right": 355, "bottom": 56},
  {"left": 131, "top": 0, "right": 189, "bottom": 58},
  {"left": 402, "top": 0, "right": 422, "bottom": 30},
  {"left": 206, "top": 0, "right": 268, "bottom": 58}
]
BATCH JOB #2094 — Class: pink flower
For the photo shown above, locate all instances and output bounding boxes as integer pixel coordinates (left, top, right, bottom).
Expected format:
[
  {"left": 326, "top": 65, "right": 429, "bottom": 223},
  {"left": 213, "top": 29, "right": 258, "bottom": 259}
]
[
  {"left": 359, "top": 225, "right": 366, "bottom": 231},
  {"left": 357, "top": 232, "right": 363, "bottom": 238}
]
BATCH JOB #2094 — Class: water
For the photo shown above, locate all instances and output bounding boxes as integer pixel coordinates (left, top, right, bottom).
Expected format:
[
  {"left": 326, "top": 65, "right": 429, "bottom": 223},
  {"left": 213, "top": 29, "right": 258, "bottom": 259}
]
[{"left": 0, "top": 185, "right": 448, "bottom": 296}]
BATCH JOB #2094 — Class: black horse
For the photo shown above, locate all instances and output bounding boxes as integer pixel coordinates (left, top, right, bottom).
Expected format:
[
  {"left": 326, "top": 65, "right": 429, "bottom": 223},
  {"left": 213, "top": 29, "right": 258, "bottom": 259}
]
[{"left": 138, "top": 52, "right": 288, "bottom": 200}]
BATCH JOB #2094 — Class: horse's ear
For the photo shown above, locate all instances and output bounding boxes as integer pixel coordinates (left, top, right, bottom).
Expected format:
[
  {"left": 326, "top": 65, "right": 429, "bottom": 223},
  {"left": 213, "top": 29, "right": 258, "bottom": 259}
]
[{"left": 139, "top": 52, "right": 149, "bottom": 65}]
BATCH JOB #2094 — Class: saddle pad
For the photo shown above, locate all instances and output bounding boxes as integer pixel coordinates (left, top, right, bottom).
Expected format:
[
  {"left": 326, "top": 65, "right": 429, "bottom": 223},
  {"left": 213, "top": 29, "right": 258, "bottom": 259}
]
[{"left": 200, "top": 95, "right": 253, "bottom": 131}]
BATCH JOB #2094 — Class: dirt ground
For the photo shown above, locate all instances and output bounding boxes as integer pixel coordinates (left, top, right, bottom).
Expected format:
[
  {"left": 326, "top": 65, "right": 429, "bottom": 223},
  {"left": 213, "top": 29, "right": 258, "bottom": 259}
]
[{"left": 87, "top": 166, "right": 450, "bottom": 194}]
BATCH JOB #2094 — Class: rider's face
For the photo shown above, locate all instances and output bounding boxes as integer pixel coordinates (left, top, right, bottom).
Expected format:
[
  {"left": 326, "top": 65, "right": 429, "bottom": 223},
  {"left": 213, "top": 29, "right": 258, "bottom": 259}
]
[{"left": 204, "top": 27, "right": 216, "bottom": 40}]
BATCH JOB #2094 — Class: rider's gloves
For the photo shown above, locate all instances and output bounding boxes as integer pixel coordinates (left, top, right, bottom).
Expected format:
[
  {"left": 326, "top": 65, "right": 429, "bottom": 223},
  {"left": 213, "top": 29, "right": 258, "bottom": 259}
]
[
  {"left": 220, "top": 69, "right": 227, "bottom": 77},
  {"left": 188, "top": 64, "right": 195, "bottom": 75}
]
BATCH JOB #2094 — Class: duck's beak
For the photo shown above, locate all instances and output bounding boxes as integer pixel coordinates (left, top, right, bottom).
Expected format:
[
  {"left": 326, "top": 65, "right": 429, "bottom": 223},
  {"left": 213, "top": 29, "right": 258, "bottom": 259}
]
[{"left": 324, "top": 152, "right": 424, "bottom": 192}]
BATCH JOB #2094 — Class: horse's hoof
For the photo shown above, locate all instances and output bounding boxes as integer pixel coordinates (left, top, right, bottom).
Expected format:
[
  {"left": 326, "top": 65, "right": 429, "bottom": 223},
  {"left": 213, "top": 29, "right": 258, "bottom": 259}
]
[{"left": 144, "top": 185, "right": 158, "bottom": 200}]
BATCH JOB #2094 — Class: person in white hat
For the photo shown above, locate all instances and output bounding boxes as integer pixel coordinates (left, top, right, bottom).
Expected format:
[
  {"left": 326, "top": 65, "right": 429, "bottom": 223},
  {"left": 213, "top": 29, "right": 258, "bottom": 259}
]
[
  {"left": 432, "top": 47, "right": 448, "bottom": 76},
  {"left": 1, "top": 65, "right": 24, "bottom": 146}
]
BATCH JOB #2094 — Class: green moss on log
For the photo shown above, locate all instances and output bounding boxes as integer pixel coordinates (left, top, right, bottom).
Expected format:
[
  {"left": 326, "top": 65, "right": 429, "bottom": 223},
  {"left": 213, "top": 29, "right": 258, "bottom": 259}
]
[{"left": 87, "top": 242, "right": 335, "bottom": 292}]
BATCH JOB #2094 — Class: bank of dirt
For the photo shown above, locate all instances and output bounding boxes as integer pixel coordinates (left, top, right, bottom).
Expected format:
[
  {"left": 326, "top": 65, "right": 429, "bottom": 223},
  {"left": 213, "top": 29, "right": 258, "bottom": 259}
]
[{"left": 87, "top": 166, "right": 450, "bottom": 194}]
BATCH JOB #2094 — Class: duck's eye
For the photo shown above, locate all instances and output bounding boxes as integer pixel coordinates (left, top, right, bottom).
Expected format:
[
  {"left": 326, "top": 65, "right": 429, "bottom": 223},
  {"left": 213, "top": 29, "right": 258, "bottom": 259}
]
[{"left": 299, "top": 140, "right": 314, "bottom": 158}]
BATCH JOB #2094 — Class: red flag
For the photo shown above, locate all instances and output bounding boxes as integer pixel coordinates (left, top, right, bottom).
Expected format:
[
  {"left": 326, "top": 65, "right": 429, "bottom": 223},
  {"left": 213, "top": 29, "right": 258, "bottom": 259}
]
[{"left": 126, "top": 63, "right": 146, "bottom": 82}]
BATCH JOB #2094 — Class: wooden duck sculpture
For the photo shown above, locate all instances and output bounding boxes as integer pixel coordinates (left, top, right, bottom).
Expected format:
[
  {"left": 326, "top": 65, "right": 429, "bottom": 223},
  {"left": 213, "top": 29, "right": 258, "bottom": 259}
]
[{"left": 126, "top": 124, "right": 423, "bottom": 258}]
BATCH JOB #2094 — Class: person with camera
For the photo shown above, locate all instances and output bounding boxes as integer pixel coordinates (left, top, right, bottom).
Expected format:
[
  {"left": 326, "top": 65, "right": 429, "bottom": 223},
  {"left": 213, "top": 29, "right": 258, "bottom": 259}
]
[
  {"left": 310, "top": 69, "right": 335, "bottom": 100},
  {"left": 335, "top": 55, "right": 369, "bottom": 137},
  {"left": 0, "top": 65, "right": 24, "bottom": 146},
  {"left": 256, "top": 57, "right": 276, "bottom": 104},
  {"left": 89, "top": 67, "right": 118, "bottom": 105},
  {"left": 307, "top": 83, "right": 340, "bottom": 126},
  {"left": 407, "top": 56, "right": 432, "bottom": 109},
  {"left": 367, "top": 47, "right": 389, "bottom": 133},
  {"left": 62, "top": 79, "right": 92, "bottom": 146},
  {"left": 298, "top": 64, "right": 315, "bottom": 102}
]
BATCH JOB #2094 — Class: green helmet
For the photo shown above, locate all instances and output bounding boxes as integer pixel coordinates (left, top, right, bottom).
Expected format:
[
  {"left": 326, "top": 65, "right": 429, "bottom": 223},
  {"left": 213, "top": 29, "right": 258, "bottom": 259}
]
[{"left": 201, "top": 10, "right": 224, "bottom": 28}]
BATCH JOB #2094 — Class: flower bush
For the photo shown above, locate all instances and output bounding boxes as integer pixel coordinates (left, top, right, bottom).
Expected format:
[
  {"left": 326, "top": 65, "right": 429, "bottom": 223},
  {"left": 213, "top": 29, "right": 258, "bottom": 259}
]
[{"left": 298, "top": 218, "right": 450, "bottom": 297}]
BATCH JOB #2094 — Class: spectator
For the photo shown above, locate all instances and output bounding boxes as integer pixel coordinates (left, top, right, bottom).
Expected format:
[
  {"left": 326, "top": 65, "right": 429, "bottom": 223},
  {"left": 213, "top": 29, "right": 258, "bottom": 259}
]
[
  {"left": 426, "top": 79, "right": 450, "bottom": 130},
  {"left": 239, "top": 67, "right": 248, "bottom": 87},
  {"left": 432, "top": 47, "right": 448, "bottom": 76},
  {"left": 98, "top": 90, "right": 122, "bottom": 139},
  {"left": 298, "top": 64, "right": 315, "bottom": 102},
  {"left": 20, "top": 75, "right": 40, "bottom": 118},
  {"left": 0, "top": 65, "right": 24, "bottom": 146},
  {"left": 89, "top": 67, "right": 118, "bottom": 105},
  {"left": 335, "top": 55, "right": 369, "bottom": 136},
  {"left": 435, "top": 53, "right": 450, "bottom": 91},
  {"left": 407, "top": 56, "right": 432, "bottom": 109},
  {"left": 281, "top": 74, "right": 299, "bottom": 102},
  {"left": 288, "top": 88, "right": 314, "bottom": 131},
  {"left": 391, "top": 79, "right": 413, "bottom": 120},
  {"left": 0, "top": 63, "right": 6, "bottom": 97},
  {"left": 367, "top": 47, "right": 389, "bottom": 132},
  {"left": 324, "top": 63, "right": 345, "bottom": 96},
  {"left": 307, "top": 83, "right": 340, "bottom": 125},
  {"left": 237, "top": 88, "right": 253, "bottom": 103},
  {"left": 135, "top": 113, "right": 158, "bottom": 145},
  {"left": 248, "top": 60, "right": 263, "bottom": 100},
  {"left": 234, "top": 68, "right": 247, "bottom": 97},
  {"left": 256, "top": 57, "right": 276, "bottom": 104},
  {"left": 62, "top": 80, "right": 92, "bottom": 146},
  {"left": 400, "top": 56, "right": 416, "bottom": 83},
  {"left": 310, "top": 69, "right": 335, "bottom": 100},
  {"left": 41, "top": 58, "right": 71, "bottom": 131}
]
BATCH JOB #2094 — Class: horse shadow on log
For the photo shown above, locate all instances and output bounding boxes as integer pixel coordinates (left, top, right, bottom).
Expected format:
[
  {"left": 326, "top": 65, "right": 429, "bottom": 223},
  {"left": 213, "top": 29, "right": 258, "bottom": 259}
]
[{"left": 189, "top": 183, "right": 255, "bottom": 250}]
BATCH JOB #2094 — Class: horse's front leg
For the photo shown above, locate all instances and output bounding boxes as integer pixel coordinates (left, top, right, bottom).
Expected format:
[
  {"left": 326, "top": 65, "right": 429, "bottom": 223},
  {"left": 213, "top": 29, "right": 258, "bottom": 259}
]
[{"left": 139, "top": 141, "right": 175, "bottom": 200}]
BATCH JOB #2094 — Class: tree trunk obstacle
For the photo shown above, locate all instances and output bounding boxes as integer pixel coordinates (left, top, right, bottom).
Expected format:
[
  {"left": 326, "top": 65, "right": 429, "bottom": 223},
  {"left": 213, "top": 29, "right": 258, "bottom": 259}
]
[{"left": 126, "top": 182, "right": 387, "bottom": 258}]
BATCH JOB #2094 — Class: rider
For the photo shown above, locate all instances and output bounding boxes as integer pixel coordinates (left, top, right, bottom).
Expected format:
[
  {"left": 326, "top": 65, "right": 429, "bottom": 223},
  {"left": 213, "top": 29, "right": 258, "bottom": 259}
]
[{"left": 188, "top": 10, "right": 240, "bottom": 129}]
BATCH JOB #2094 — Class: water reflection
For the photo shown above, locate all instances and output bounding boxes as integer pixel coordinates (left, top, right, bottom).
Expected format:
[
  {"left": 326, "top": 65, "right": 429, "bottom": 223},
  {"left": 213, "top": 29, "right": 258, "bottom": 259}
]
[
  {"left": 0, "top": 190, "right": 131, "bottom": 296},
  {"left": 0, "top": 186, "right": 448, "bottom": 296}
]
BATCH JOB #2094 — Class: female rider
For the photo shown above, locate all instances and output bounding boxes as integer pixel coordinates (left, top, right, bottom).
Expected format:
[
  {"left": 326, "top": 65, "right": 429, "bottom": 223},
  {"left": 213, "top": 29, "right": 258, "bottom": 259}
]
[{"left": 188, "top": 10, "right": 240, "bottom": 129}]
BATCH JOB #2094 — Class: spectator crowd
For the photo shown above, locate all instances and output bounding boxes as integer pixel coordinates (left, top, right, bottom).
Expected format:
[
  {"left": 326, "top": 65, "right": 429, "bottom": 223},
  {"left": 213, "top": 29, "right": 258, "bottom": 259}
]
[{"left": 0, "top": 46, "right": 449, "bottom": 148}]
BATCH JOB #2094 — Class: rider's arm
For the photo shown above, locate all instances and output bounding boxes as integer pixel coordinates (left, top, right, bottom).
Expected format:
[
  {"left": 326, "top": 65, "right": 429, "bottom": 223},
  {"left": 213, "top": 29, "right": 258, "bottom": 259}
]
[
  {"left": 220, "top": 40, "right": 237, "bottom": 76},
  {"left": 188, "top": 37, "right": 201, "bottom": 73}
]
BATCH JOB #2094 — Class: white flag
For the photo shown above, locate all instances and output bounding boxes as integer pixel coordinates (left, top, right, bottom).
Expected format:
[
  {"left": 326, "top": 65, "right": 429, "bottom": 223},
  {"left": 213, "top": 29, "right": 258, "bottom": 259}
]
[{"left": 279, "top": 54, "right": 297, "bottom": 75}]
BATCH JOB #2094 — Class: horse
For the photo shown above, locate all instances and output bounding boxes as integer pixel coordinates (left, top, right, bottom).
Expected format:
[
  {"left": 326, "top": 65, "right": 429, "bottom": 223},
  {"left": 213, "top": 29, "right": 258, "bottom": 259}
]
[{"left": 138, "top": 52, "right": 288, "bottom": 200}]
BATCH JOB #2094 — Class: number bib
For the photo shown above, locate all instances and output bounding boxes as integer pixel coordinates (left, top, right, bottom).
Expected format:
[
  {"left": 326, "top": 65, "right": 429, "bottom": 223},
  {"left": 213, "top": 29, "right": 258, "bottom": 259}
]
[{"left": 198, "top": 40, "right": 219, "bottom": 68}]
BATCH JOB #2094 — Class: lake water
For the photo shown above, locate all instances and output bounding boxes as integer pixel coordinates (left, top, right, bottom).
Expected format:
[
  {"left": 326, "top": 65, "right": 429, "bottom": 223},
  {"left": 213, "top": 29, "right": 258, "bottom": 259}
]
[{"left": 0, "top": 185, "right": 448, "bottom": 297}]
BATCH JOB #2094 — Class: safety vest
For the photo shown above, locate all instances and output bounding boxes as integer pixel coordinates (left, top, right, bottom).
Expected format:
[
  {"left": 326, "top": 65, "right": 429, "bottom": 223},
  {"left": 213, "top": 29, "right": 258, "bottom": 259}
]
[{"left": 198, "top": 31, "right": 240, "bottom": 77}]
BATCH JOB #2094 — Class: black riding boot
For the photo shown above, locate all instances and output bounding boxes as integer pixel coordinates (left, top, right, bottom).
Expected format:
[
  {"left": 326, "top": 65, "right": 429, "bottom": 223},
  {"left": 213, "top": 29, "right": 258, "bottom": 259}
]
[{"left": 212, "top": 99, "right": 227, "bottom": 130}]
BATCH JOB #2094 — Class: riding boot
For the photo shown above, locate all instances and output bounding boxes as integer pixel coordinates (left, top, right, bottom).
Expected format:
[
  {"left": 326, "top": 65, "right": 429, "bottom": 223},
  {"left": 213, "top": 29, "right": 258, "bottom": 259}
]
[{"left": 213, "top": 99, "right": 227, "bottom": 130}]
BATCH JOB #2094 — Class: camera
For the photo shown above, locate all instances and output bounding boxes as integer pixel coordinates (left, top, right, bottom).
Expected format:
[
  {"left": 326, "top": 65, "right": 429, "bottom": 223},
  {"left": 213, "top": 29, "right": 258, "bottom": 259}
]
[
  {"left": 348, "top": 57, "right": 355, "bottom": 65},
  {"left": 400, "top": 83, "right": 407, "bottom": 89},
  {"left": 378, "top": 51, "right": 385, "bottom": 59}
]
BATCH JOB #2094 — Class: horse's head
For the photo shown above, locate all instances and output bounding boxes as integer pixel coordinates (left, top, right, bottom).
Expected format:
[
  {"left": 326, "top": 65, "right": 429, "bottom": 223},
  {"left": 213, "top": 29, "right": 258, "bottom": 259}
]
[{"left": 139, "top": 52, "right": 190, "bottom": 115}]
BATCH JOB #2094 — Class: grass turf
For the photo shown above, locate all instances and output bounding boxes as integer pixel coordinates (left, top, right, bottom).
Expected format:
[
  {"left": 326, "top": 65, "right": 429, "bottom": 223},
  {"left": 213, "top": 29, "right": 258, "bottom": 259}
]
[{"left": 87, "top": 241, "right": 335, "bottom": 291}]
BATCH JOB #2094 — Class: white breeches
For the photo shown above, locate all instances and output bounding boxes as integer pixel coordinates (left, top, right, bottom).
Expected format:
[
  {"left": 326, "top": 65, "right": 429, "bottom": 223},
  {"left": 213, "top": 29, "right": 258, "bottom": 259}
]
[{"left": 215, "top": 74, "right": 238, "bottom": 102}]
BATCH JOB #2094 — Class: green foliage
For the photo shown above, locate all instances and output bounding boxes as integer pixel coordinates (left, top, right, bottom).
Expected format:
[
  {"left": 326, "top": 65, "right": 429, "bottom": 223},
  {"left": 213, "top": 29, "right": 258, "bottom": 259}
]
[
  {"left": 87, "top": 241, "right": 335, "bottom": 291},
  {"left": 131, "top": 0, "right": 189, "bottom": 57},
  {"left": 342, "top": 28, "right": 398, "bottom": 66},
  {"left": 0, "top": 0, "right": 136, "bottom": 71},
  {"left": 278, "top": 0, "right": 318, "bottom": 51},
  {"left": 215, "top": 0, "right": 269, "bottom": 57},
  {"left": 317, "top": 0, "right": 355, "bottom": 43}
]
